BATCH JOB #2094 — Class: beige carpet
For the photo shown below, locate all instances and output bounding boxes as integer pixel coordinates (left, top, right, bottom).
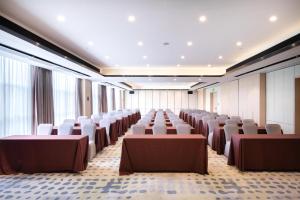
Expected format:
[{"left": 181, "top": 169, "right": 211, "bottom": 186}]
[{"left": 1, "top": 131, "right": 300, "bottom": 199}]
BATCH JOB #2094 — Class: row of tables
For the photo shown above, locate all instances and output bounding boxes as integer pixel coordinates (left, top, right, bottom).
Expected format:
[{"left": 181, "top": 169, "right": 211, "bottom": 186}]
[
  {"left": 119, "top": 111, "right": 208, "bottom": 175},
  {"left": 180, "top": 111, "right": 300, "bottom": 172},
  {"left": 0, "top": 112, "right": 141, "bottom": 175}
]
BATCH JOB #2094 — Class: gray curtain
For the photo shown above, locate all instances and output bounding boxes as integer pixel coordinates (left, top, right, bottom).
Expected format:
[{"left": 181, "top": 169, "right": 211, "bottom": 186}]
[
  {"left": 97, "top": 85, "right": 101, "bottom": 113},
  {"left": 100, "top": 85, "right": 108, "bottom": 112},
  {"left": 32, "top": 67, "right": 54, "bottom": 134},
  {"left": 112, "top": 88, "right": 116, "bottom": 110},
  {"left": 75, "top": 78, "right": 83, "bottom": 118}
]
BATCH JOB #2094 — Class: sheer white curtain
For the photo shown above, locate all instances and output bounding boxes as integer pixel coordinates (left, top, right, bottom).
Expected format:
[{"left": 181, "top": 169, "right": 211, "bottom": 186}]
[
  {"left": 0, "top": 55, "right": 33, "bottom": 137},
  {"left": 115, "top": 88, "right": 121, "bottom": 110},
  {"left": 52, "top": 71, "right": 76, "bottom": 125},
  {"left": 92, "top": 82, "right": 99, "bottom": 114}
]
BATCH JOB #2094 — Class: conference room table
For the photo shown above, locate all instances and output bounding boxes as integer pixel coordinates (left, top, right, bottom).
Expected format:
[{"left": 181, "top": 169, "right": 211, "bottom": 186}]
[
  {"left": 228, "top": 134, "right": 300, "bottom": 171},
  {"left": 0, "top": 135, "right": 88, "bottom": 175},
  {"left": 119, "top": 134, "right": 208, "bottom": 175},
  {"left": 145, "top": 126, "right": 195, "bottom": 134},
  {"left": 211, "top": 126, "right": 267, "bottom": 155},
  {"left": 52, "top": 126, "right": 108, "bottom": 152}
]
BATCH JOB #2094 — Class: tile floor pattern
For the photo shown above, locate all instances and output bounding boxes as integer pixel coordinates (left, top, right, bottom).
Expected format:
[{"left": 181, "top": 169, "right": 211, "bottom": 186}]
[{"left": 1, "top": 131, "right": 300, "bottom": 200}]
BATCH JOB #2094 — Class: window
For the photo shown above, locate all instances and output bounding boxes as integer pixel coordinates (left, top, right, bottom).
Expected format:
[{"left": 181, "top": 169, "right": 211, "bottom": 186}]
[
  {"left": 0, "top": 54, "right": 33, "bottom": 137},
  {"left": 52, "top": 71, "right": 76, "bottom": 125}
]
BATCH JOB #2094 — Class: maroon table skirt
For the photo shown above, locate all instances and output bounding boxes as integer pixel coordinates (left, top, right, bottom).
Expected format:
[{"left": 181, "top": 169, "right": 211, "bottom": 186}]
[
  {"left": 149, "top": 122, "right": 173, "bottom": 127},
  {"left": 52, "top": 127, "right": 108, "bottom": 152},
  {"left": 228, "top": 134, "right": 300, "bottom": 171},
  {"left": 0, "top": 135, "right": 88, "bottom": 175},
  {"left": 194, "top": 119, "right": 203, "bottom": 135},
  {"left": 109, "top": 122, "right": 118, "bottom": 145},
  {"left": 119, "top": 134, "right": 208, "bottom": 175},
  {"left": 179, "top": 111, "right": 184, "bottom": 119},
  {"left": 211, "top": 126, "right": 267, "bottom": 155},
  {"left": 122, "top": 117, "right": 129, "bottom": 134},
  {"left": 116, "top": 119, "right": 123, "bottom": 137},
  {"left": 145, "top": 126, "right": 195, "bottom": 134}
]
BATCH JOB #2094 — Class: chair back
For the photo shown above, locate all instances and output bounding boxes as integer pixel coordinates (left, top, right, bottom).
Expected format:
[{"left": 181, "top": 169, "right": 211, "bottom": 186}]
[
  {"left": 100, "top": 118, "right": 111, "bottom": 144},
  {"left": 80, "top": 119, "right": 93, "bottom": 128},
  {"left": 37, "top": 124, "right": 53, "bottom": 135},
  {"left": 152, "top": 124, "right": 167, "bottom": 135},
  {"left": 77, "top": 116, "right": 88, "bottom": 123},
  {"left": 132, "top": 124, "right": 146, "bottom": 134},
  {"left": 230, "top": 116, "right": 241, "bottom": 123},
  {"left": 242, "top": 119, "right": 255, "bottom": 125},
  {"left": 266, "top": 124, "right": 282, "bottom": 134},
  {"left": 58, "top": 123, "right": 73, "bottom": 135},
  {"left": 207, "top": 119, "right": 219, "bottom": 133},
  {"left": 172, "top": 119, "right": 184, "bottom": 127},
  {"left": 91, "top": 114, "right": 102, "bottom": 123},
  {"left": 224, "top": 124, "right": 239, "bottom": 141},
  {"left": 176, "top": 124, "right": 191, "bottom": 134},
  {"left": 63, "top": 119, "right": 75, "bottom": 126},
  {"left": 216, "top": 116, "right": 228, "bottom": 124},
  {"left": 225, "top": 119, "right": 238, "bottom": 125},
  {"left": 242, "top": 124, "right": 258, "bottom": 134},
  {"left": 82, "top": 123, "right": 96, "bottom": 142}
]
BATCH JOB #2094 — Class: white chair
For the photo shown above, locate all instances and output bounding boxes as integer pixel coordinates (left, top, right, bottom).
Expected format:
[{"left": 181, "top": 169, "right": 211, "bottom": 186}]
[
  {"left": 230, "top": 116, "right": 241, "bottom": 123},
  {"left": 176, "top": 124, "right": 191, "bottom": 134},
  {"left": 216, "top": 116, "right": 228, "bottom": 124},
  {"left": 242, "top": 124, "right": 258, "bottom": 134},
  {"left": 100, "top": 118, "right": 111, "bottom": 145},
  {"left": 82, "top": 123, "right": 96, "bottom": 161},
  {"left": 172, "top": 119, "right": 184, "bottom": 127},
  {"left": 207, "top": 119, "right": 219, "bottom": 146},
  {"left": 132, "top": 124, "right": 146, "bottom": 134},
  {"left": 91, "top": 114, "right": 103, "bottom": 123},
  {"left": 37, "top": 124, "right": 53, "bottom": 135},
  {"left": 242, "top": 119, "right": 255, "bottom": 125},
  {"left": 225, "top": 119, "right": 238, "bottom": 125},
  {"left": 57, "top": 123, "right": 73, "bottom": 135},
  {"left": 80, "top": 119, "right": 93, "bottom": 128},
  {"left": 224, "top": 124, "right": 239, "bottom": 157},
  {"left": 265, "top": 124, "right": 282, "bottom": 134},
  {"left": 219, "top": 114, "right": 228, "bottom": 118},
  {"left": 152, "top": 124, "right": 167, "bottom": 135},
  {"left": 77, "top": 116, "right": 88, "bottom": 123},
  {"left": 63, "top": 119, "right": 76, "bottom": 126}
]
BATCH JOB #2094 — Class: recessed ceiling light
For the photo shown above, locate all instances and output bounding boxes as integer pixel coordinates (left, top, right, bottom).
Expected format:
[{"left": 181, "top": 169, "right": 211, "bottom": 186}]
[
  {"left": 143, "top": 55, "right": 147, "bottom": 59},
  {"left": 199, "top": 15, "right": 207, "bottom": 23},
  {"left": 180, "top": 55, "right": 185, "bottom": 59},
  {"left": 148, "top": 78, "right": 152, "bottom": 81},
  {"left": 173, "top": 78, "right": 177, "bottom": 81},
  {"left": 56, "top": 15, "right": 66, "bottom": 22},
  {"left": 236, "top": 41, "right": 242, "bottom": 47},
  {"left": 87, "top": 41, "right": 94, "bottom": 46},
  {"left": 198, "top": 78, "right": 202, "bottom": 81},
  {"left": 208, "top": 64, "right": 212, "bottom": 67},
  {"left": 124, "top": 78, "right": 127, "bottom": 81},
  {"left": 35, "top": 42, "right": 40, "bottom": 46},
  {"left": 218, "top": 55, "right": 223, "bottom": 59},
  {"left": 269, "top": 15, "right": 278, "bottom": 22},
  {"left": 187, "top": 41, "right": 193, "bottom": 46},
  {"left": 146, "top": 64, "right": 150, "bottom": 67},
  {"left": 128, "top": 15, "right": 136, "bottom": 22},
  {"left": 176, "top": 64, "right": 181, "bottom": 67},
  {"left": 114, "top": 64, "right": 120, "bottom": 67},
  {"left": 137, "top": 41, "right": 143, "bottom": 46},
  {"left": 105, "top": 56, "right": 110, "bottom": 59}
]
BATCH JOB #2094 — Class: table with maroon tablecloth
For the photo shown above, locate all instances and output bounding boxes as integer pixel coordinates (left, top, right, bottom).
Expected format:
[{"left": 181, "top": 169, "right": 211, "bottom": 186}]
[
  {"left": 119, "top": 134, "right": 208, "bottom": 175},
  {"left": 183, "top": 113, "right": 188, "bottom": 123},
  {"left": 194, "top": 119, "right": 203, "bottom": 135},
  {"left": 179, "top": 111, "right": 184, "bottom": 119},
  {"left": 228, "top": 134, "right": 300, "bottom": 171},
  {"left": 122, "top": 117, "right": 129, "bottom": 134},
  {"left": 145, "top": 126, "right": 195, "bottom": 134},
  {"left": 0, "top": 135, "right": 88, "bottom": 175},
  {"left": 211, "top": 126, "right": 267, "bottom": 155},
  {"left": 116, "top": 119, "right": 123, "bottom": 137},
  {"left": 109, "top": 122, "right": 118, "bottom": 144},
  {"left": 52, "top": 126, "right": 108, "bottom": 152}
]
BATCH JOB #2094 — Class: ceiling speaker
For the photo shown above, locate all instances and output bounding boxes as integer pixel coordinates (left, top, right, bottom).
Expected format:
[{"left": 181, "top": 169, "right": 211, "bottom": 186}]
[
  {"left": 188, "top": 91, "right": 193, "bottom": 94},
  {"left": 129, "top": 91, "right": 134, "bottom": 94}
]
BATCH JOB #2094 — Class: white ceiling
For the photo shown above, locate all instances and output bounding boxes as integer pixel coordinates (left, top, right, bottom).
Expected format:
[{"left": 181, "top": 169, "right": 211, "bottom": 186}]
[{"left": 0, "top": 0, "right": 300, "bottom": 89}]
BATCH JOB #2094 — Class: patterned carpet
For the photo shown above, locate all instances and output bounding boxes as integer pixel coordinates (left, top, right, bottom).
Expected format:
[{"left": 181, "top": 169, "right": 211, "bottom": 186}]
[{"left": 1, "top": 132, "right": 300, "bottom": 200}]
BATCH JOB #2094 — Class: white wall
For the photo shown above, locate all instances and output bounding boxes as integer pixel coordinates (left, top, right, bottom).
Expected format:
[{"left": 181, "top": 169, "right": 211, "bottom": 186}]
[
  {"left": 125, "top": 89, "right": 198, "bottom": 115},
  {"left": 266, "top": 66, "right": 298, "bottom": 133}
]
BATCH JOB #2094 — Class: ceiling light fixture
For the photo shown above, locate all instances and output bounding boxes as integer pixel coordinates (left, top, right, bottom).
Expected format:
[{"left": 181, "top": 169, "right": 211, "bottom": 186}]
[
  {"left": 105, "top": 56, "right": 110, "bottom": 59},
  {"left": 180, "top": 55, "right": 185, "bottom": 59},
  {"left": 208, "top": 64, "right": 212, "bottom": 67},
  {"left": 198, "top": 78, "right": 202, "bottom": 81},
  {"left": 173, "top": 78, "right": 177, "bottom": 81},
  {"left": 114, "top": 64, "right": 120, "bottom": 67},
  {"left": 148, "top": 78, "right": 152, "bottom": 81},
  {"left": 236, "top": 41, "right": 242, "bottom": 47},
  {"left": 176, "top": 64, "right": 181, "bottom": 67},
  {"left": 269, "top": 15, "right": 278, "bottom": 22},
  {"left": 146, "top": 64, "right": 150, "bottom": 67},
  {"left": 143, "top": 55, "right": 147, "bottom": 59},
  {"left": 87, "top": 41, "right": 94, "bottom": 46},
  {"left": 56, "top": 15, "right": 66, "bottom": 22},
  {"left": 128, "top": 15, "right": 136, "bottom": 22},
  {"left": 137, "top": 41, "right": 143, "bottom": 46},
  {"left": 199, "top": 15, "right": 207, "bottom": 23},
  {"left": 218, "top": 55, "right": 223, "bottom": 59},
  {"left": 187, "top": 41, "right": 193, "bottom": 46}
]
